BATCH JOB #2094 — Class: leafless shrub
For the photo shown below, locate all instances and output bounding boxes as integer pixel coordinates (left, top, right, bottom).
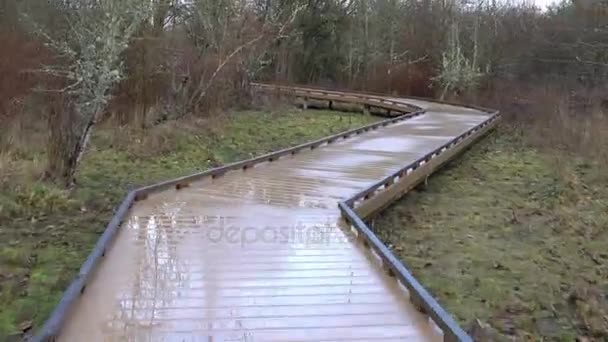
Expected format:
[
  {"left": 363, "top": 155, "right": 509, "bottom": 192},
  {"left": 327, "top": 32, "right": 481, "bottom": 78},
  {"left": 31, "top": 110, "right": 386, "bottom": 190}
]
[
  {"left": 28, "top": 0, "right": 153, "bottom": 187},
  {"left": 467, "top": 81, "right": 608, "bottom": 170},
  {"left": 110, "top": 30, "right": 170, "bottom": 128}
]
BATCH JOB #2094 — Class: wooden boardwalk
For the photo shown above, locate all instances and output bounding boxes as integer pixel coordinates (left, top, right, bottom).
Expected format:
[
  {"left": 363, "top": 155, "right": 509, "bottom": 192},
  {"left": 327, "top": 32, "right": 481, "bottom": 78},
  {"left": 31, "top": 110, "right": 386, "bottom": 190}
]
[{"left": 39, "top": 86, "right": 497, "bottom": 342}]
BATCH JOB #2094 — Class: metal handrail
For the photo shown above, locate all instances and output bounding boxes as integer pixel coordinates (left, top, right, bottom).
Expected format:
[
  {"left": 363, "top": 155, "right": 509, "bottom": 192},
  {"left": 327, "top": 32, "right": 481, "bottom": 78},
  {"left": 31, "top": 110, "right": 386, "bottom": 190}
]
[
  {"left": 346, "top": 114, "right": 500, "bottom": 207},
  {"left": 338, "top": 112, "right": 501, "bottom": 342},
  {"left": 32, "top": 89, "right": 425, "bottom": 342},
  {"left": 34, "top": 83, "right": 499, "bottom": 342}
]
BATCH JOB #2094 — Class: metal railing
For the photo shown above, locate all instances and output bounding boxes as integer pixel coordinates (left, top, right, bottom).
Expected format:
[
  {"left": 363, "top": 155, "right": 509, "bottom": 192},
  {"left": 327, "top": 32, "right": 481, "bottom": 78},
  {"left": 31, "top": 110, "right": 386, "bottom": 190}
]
[
  {"left": 339, "top": 111, "right": 501, "bottom": 342},
  {"left": 33, "top": 83, "right": 499, "bottom": 342},
  {"left": 32, "top": 86, "right": 425, "bottom": 342}
]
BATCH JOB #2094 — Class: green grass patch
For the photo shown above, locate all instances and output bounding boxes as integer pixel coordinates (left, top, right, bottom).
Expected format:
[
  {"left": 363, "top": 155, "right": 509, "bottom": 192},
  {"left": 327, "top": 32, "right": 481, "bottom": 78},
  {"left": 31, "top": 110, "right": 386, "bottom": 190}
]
[
  {"left": 0, "top": 108, "right": 377, "bottom": 338},
  {"left": 373, "top": 129, "right": 608, "bottom": 341}
]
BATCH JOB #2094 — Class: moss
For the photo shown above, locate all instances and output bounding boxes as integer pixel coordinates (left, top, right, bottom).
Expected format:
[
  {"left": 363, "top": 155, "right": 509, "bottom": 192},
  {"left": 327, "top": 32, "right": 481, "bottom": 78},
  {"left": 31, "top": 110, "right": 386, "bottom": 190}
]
[
  {"left": 0, "top": 108, "right": 377, "bottom": 338},
  {"left": 373, "top": 129, "right": 608, "bottom": 340}
]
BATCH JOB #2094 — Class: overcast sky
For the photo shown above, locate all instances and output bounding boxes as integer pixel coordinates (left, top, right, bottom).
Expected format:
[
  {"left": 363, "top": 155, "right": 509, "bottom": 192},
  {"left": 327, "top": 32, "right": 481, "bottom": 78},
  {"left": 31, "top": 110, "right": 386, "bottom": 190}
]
[
  {"left": 533, "top": 0, "right": 561, "bottom": 9},
  {"left": 503, "top": 0, "right": 563, "bottom": 10}
]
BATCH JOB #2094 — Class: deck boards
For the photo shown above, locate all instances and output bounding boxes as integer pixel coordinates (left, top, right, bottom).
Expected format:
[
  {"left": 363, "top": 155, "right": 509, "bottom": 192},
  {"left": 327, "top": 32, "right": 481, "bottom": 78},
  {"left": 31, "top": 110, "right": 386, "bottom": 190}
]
[{"left": 56, "top": 96, "right": 490, "bottom": 341}]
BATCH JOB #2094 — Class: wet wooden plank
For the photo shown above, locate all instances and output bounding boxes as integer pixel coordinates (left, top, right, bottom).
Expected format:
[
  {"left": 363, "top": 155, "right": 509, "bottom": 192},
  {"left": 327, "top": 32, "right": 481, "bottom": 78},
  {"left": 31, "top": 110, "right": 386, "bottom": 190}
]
[{"left": 52, "top": 91, "right": 494, "bottom": 342}]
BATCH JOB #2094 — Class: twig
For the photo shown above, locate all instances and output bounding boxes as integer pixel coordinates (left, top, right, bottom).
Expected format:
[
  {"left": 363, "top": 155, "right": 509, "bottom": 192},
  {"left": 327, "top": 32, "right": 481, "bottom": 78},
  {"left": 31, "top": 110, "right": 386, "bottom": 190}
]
[{"left": 188, "top": 4, "right": 304, "bottom": 110}]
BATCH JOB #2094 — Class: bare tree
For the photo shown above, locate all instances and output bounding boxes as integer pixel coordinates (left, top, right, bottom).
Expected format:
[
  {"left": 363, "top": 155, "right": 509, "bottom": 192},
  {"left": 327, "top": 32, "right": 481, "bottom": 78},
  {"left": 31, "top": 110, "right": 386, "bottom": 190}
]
[
  {"left": 30, "top": 0, "right": 152, "bottom": 187},
  {"left": 166, "top": 0, "right": 305, "bottom": 116},
  {"left": 433, "top": 19, "right": 485, "bottom": 99}
]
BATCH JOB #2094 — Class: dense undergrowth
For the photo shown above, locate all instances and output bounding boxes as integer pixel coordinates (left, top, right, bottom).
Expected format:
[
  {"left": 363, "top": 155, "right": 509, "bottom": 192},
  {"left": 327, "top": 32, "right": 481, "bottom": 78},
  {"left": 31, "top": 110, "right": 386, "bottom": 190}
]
[
  {"left": 0, "top": 108, "right": 377, "bottom": 337},
  {"left": 373, "top": 127, "right": 608, "bottom": 341}
]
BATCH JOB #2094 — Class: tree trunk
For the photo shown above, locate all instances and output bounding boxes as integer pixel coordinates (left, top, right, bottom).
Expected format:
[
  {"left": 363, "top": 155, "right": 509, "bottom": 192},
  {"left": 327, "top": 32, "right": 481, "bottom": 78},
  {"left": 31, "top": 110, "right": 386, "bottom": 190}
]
[
  {"left": 65, "top": 113, "right": 99, "bottom": 188},
  {"left": 46, "top": 96, "right": 99, "bottom": 188},
  {"left": 46, "top": 96, "right": 71, "bottom": 182}
]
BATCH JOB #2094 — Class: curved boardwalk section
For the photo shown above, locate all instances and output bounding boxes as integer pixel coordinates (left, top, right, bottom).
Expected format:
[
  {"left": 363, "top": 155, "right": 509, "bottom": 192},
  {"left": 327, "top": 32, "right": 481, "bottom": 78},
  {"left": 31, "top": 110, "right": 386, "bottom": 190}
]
[{"left": 43, "top": 88, "right": 496, "bottom": 341}]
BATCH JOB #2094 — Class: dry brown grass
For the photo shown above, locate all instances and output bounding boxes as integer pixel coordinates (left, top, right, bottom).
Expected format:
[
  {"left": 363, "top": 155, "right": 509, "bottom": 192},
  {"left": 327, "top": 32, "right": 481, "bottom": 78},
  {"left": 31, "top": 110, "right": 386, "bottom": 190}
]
[
  {"left": 94, "top": 115, "right": 228, "bottom": 158},
  {"left": 462, "top": 81, "right": 608, "bottom": 168},
  {"left": 0, "top": 152, "right": 46, "bottom": 187}
]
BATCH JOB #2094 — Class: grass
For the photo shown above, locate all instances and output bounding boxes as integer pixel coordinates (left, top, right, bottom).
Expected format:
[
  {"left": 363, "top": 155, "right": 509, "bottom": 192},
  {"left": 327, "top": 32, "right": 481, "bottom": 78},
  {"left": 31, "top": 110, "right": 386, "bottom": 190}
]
[
  {"left": 372, "top": 128, "right": 608, "bottom": 341},
  {"left": 0, "top": 108, "right": 377, "bottom": 338}
]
